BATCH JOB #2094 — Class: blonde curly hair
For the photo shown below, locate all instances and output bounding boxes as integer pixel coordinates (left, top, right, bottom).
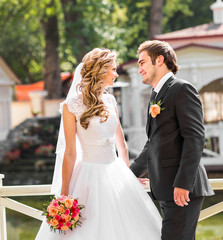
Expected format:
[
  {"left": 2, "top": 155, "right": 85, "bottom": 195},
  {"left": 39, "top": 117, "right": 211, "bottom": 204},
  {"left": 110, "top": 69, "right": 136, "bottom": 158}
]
[{"left": 77, "top": 48, "right": 117, "bottom": 129}]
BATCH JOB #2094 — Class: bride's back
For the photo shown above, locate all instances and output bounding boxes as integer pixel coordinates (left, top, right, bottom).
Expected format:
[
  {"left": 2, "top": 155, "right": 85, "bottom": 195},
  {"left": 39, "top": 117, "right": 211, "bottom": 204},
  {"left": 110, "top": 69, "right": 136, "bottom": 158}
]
[{"left": 64, "top": 94, "right": 118, "bottom": 163}]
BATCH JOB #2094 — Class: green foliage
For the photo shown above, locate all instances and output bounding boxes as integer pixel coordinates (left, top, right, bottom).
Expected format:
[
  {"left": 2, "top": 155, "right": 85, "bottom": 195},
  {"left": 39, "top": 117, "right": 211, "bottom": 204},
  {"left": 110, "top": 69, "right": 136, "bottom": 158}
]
[
  {"left": 119, "top": 0, "right": 150, "bottom": 61},
  {"left": 0, "top": 0, "right": 216, "bottom": 83},
  {"left": 163, "top": 0, "right": 213, "bottom": 32},
  {"left": 0, "top": 0, "right": 44, "bottom": 83}
]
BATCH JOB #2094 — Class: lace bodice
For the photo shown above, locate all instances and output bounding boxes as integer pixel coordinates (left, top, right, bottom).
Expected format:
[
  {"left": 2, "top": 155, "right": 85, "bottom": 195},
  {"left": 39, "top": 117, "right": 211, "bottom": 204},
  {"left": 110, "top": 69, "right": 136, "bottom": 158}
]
[{"left": 62, "top": 94, "right": 118, "bottom": 163}]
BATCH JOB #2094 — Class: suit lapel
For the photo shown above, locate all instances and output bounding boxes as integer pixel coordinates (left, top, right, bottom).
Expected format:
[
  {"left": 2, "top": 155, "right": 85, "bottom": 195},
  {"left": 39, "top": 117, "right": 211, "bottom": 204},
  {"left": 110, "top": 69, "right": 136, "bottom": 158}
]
[
  {"left": 146, "top": 76, "right": 176, "bottom": 136},
  {"left": 156, "top": 76, "right": 175, "bottom": 103}
]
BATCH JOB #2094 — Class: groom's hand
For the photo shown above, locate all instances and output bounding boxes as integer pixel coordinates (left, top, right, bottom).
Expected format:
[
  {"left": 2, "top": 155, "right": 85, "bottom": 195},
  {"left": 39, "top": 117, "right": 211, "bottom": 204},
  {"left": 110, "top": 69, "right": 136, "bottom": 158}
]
[
  {"left": 174, "top": 187, "right": 190, "bottom": 207},
  {"left": 138, "top": 178, "right": 149, "bottom": 186}
]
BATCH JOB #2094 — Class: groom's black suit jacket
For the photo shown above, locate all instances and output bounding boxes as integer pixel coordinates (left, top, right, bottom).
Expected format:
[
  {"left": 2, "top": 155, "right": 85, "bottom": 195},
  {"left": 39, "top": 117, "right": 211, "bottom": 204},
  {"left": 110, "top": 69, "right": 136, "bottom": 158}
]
[{"left": 130, "top": 76, "right": 214, "bottom": 201}]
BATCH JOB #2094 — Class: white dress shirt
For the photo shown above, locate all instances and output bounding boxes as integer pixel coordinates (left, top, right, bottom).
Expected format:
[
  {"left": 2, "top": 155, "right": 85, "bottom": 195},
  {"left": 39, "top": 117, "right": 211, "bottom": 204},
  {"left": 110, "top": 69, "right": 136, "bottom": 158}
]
[{"left": 154, "top": 72, "right": 174, "bottom": 95}]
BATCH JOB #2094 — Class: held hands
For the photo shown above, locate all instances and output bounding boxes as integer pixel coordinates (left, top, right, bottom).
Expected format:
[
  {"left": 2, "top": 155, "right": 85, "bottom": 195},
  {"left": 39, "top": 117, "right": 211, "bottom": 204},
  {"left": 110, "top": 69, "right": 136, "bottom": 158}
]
[
  {"left": 138, "top": 178, "right": 149, "bottom": 186},
  {"left": 174, "top": 187, "right": 190, "bottom": 207}
]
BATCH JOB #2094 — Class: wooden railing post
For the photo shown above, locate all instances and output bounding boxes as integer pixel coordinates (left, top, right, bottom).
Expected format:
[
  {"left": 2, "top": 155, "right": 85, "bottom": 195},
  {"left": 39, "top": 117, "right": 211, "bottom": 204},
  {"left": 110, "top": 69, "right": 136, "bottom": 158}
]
[{"left": 0, "top": 174, "right": 7, "bottom": 240}]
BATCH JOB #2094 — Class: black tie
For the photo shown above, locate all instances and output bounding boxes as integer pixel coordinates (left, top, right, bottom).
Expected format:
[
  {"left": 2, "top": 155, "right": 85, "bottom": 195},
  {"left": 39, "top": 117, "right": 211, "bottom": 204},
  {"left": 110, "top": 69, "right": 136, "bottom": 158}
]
[
  {"left": 147, "top": 89, "right": 157, "bottom": 116},
  {"left": 150, "top": 89, "right": 157, "bottom": 103},
  {"left": 146, "top": 89, "right": 157, "bottom": 134}
]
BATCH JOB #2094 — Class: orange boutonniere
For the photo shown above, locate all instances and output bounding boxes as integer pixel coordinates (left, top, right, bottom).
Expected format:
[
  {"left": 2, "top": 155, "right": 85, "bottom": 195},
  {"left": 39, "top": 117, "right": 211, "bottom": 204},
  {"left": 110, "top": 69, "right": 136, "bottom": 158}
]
[{"left": 150, "top": 100, "right": 165, "bottom": 118}]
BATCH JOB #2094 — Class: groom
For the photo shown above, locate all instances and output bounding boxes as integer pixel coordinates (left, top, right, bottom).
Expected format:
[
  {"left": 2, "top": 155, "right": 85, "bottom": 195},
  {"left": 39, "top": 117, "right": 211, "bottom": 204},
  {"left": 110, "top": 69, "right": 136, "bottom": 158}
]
[{"left": 130, "top": 40, "right": 214, "bottom": 240}]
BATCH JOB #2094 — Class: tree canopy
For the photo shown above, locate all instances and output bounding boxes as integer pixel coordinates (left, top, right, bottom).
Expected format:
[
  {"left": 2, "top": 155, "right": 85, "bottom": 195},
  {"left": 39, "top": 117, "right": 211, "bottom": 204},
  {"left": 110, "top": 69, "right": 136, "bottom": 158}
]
[{"left": 0, "top": 0, "right": 214, "bottom": 97}]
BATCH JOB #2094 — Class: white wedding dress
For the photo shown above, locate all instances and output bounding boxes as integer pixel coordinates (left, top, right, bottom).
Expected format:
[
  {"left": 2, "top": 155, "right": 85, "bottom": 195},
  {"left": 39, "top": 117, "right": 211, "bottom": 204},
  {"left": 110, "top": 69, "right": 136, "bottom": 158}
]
[{"left": 35, "top": 93, "right": 162, "bottom": 240}]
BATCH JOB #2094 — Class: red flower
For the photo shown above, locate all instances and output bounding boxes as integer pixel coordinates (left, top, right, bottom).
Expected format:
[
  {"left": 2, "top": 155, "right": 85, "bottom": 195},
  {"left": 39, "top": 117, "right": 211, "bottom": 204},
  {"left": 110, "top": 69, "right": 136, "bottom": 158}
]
[
  {"left": 5, "top": 149, "right": 21, "bottom": 161},
  {"left": 70, "top": 207, "right": 75, "bottom": 213},
  {"left": 73, "top": 199, "right": 78, "bottom": 208},
  {"left": 65, "top": 209, "right": 70, "bottom": 215},
  {"left": 58, "top": 222, "right": 64, "bottom": 228},
  {"left": 66, "top": 222, "right": 71, "bottom": 227},
  {"left": 75, "top": 208, "right": 80, "bottom": 214}
]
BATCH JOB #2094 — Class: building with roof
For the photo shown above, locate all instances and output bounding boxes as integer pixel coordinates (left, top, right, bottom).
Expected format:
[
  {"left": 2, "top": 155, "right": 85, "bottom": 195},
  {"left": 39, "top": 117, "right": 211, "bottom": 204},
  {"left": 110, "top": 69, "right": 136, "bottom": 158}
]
[
  {"left": 14, "top": 72, "right": 73, "bottom": 101},
  {"left": 10, "top": 72, "right": 73, "bottom": 128},
  {"left": 0, "top": 56, "right": 20, "bottom": 140},
  {"left": 117, "top": 0, "right": 223, "bottom": 166}
]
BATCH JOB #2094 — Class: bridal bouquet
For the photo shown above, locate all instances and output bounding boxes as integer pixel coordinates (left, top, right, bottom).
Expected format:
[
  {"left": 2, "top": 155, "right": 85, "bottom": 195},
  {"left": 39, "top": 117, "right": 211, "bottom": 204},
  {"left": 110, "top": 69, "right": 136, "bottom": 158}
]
[{"left": 43, "top": 195, "right": 85, "bottom": 233}]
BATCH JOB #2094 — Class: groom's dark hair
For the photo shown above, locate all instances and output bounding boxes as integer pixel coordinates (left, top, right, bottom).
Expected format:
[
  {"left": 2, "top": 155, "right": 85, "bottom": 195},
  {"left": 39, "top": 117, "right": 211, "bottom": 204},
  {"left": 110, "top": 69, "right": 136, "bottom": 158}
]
[{"left": 138, "top": 40, "right": 179, "bottom": 74}]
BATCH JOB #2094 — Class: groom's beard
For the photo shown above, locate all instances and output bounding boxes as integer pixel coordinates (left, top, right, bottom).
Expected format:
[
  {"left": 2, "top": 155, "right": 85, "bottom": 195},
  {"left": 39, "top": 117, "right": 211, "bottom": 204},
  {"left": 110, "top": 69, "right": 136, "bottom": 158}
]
[{"left": 143, "top": 66, "right": 158, "bottom": 86}]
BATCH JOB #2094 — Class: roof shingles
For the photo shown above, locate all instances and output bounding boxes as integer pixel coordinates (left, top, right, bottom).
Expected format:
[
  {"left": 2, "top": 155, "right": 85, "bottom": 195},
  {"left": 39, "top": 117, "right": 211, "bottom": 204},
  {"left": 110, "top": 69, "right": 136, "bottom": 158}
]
[{"left": 155, "top": 23, "right": 223, "bottom": 40}]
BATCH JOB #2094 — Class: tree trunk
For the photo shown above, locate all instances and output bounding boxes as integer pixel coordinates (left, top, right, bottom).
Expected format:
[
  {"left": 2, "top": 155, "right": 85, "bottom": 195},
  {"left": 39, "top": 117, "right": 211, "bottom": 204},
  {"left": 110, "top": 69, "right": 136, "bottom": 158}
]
[
  {"left": 42, "top": 1, "right": 61, "bottom": 99},
  {"left": 60, "top": 0, "right": 88, "bottom": 62},
  {"left": 149, "top": 0, "right": 164, "bottom": 39}
]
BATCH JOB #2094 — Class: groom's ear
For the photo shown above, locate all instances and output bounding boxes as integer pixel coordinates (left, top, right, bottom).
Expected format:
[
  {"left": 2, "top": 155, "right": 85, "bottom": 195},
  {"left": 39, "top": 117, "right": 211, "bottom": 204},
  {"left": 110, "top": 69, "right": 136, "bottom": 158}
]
[{"left": 156, "top": 55, "right": 164, "bottom": 66}]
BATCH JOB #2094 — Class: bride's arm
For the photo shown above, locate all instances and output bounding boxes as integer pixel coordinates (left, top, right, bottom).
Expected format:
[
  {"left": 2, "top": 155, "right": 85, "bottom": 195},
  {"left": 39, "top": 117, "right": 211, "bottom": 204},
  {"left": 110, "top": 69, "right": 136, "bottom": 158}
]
[
  {"left": 115, "top": 108, "right": 129, "bottom": 167},
  {"left": 61, "top": 104, "right": 77, "bottom": 196}
]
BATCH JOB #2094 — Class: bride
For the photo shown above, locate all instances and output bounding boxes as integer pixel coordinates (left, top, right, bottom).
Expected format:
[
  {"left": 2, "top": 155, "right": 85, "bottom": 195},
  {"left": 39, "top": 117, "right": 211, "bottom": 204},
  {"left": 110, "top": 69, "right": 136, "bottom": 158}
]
[{"left": 35, "top": 48, "right": 162, "bottom": 240}]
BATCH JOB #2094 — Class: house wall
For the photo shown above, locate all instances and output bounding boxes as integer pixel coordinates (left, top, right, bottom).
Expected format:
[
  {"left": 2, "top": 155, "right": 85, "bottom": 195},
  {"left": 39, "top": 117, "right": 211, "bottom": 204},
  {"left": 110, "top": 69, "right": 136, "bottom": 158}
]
[
  {"left": 0, "top": 56, "right": 19, "bottom": 140},
  {"left": 11, "top": 99, "right": 64, "bottom": 128},
  {"left": 11, "top": 101, "right": 32, "bottom": 128},
  {"left": 175, "top": 46, "right": 223, "bottom": 91},
  {"left": 0, "top": 86, "right": 12, "bottom": 140}
]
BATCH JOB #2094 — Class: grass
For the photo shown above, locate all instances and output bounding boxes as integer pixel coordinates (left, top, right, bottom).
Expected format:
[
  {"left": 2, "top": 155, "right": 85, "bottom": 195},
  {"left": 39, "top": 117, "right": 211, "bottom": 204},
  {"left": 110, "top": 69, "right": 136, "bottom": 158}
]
[
  {"left": 196, "top": 191, "right": 223, "bottom": 240},
  {"left": 196, "top": 213, "right": 223, "bottom": 240},
  {"left": 5, "top": 193, "right": 223, "bottom": 240},
  {"left": 6, "top": 196, "right": 51, "bottom": 240}
]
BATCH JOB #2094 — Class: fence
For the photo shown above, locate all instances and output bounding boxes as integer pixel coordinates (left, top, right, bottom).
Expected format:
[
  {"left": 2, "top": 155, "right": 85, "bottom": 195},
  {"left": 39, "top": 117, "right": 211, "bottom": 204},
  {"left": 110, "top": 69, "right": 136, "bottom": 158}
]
[{"left": 0, "top": 174, "right": 223, "bottom": 239}]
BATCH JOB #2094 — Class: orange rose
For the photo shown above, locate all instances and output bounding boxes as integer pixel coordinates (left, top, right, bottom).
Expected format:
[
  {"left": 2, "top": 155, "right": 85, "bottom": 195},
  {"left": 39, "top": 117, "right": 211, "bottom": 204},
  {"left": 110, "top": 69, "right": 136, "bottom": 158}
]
[
  {"left": 61, "top": 214, "right": 66, "bottom": 219},
  {"left": 51, "top": 219, "right": 58, "bottom": 226},
  {"left": 49, "top": 207, "right": 58, "bottom": 217},
  {"left": 150, "top": 104, "right": 161, "bottom": 118},
  {"left": 65, "top": 199, "right": 73, "bottom": 208},
  {"left": 74, "top": 213, "right": 79, "bottom": 222},
  {"left": 59, "top": 205, "right": 65, "bottom": 213},
  {"left": 65, "top": 215, "right": 71, "bottom": 222},
  {"left": 61, "top": 225, "right": 69, "bottom": 231}
]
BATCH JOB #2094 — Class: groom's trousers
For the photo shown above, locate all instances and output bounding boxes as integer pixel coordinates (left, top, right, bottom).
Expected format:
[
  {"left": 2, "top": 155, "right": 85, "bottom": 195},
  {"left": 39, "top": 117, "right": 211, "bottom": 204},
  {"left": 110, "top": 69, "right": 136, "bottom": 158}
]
[{"left": 159, "top": 196, "right": 204, "bottom": 240}]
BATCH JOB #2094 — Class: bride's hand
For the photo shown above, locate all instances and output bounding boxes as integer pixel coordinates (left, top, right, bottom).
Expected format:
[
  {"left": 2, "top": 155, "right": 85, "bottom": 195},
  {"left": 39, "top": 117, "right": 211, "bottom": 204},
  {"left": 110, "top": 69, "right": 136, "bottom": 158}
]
[
  {"left": 138, "top": 178, "right": 149, "bottom": 185},
  {"left": 61, "top": 186, "right": 68, "bottom": 196}
]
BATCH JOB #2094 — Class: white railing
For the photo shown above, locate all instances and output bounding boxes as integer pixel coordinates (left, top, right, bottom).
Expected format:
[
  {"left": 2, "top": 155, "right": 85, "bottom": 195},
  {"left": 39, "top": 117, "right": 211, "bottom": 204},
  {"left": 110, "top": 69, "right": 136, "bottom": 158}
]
[
  {"left": 0, "top": 174, "right": 223, "bottom": 240},
  {"left": 0, "top": 174, "right": 51, "bottom": 240}
]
